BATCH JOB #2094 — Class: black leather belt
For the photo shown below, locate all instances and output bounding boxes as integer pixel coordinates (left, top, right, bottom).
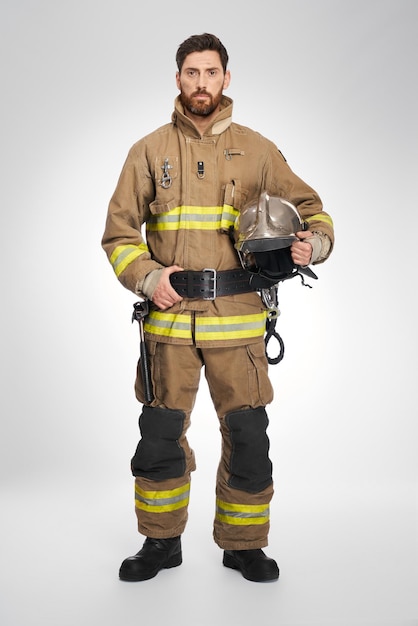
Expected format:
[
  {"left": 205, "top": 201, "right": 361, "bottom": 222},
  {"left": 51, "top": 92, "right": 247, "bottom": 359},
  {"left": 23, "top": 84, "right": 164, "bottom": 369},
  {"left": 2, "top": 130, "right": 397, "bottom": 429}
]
[{"left": 169, "top": 268, "right": 255, "bottom": 300}]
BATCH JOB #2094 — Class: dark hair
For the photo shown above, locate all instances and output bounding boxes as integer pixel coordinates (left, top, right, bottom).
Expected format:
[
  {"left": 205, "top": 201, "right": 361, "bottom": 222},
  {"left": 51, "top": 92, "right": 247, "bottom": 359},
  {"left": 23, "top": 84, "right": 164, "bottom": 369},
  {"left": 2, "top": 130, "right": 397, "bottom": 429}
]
[{"left": 176, "top": 33, "right": 229, "bottom": 73}]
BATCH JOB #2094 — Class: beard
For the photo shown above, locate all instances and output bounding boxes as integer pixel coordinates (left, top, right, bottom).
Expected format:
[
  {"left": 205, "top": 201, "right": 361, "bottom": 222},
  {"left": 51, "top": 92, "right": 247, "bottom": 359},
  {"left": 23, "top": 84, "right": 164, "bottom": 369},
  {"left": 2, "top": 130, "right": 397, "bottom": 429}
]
[{"left": 179, "top": 88, "right": 223, "bottom": 117}]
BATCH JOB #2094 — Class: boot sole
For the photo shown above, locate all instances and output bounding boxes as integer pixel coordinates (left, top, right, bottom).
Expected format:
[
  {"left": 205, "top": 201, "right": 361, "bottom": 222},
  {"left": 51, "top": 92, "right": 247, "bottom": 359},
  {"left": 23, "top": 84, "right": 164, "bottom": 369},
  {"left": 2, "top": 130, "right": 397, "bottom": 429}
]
[
  {"left": 222, "top": 552, "right": 279, "bottom": 582},
  {"left": 119, "top": 552, "right": 182, "bottom": 582}
]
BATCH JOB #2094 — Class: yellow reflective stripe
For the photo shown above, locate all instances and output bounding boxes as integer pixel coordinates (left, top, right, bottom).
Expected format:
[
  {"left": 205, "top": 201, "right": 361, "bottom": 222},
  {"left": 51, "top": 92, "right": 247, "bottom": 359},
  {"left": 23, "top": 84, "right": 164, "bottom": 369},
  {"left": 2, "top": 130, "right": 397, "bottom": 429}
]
[
  {"left": 135, "top": 483, "right": 190, "bottom": 513},
  {"left": 144, "top": 312, "right": 267, "bottom": 342},
  {"left": 195, "top": 313, "right": 267, "bottom": 341},
  {"left": 144, "top": 311, "right": 192, "bottom": 339},
  {"left": 215, "top": 498, "right": 270, "bottom": 526},
  {"left": 146, "top": 205, "right": 223, "bottom": 231},
  {"left": 306, "top": 213, "right": 334, "bottom": 228},
  {"left": 110, "top": 244, "right": 149, "bottom": 277},
  {"left": 216, "top": 499, "right": 269, "bottom": 514},
  {"left": 220, "top": 204, "right": 239, "bottom": 230}
]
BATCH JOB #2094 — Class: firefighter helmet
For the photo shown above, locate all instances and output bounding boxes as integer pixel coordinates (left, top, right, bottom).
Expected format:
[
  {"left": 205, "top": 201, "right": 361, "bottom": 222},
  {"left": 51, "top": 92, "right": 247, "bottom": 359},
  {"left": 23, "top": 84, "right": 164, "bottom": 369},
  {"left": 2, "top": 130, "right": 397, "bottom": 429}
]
[
  {"left": 235, "top": 191, "right": 303, "bottom": 254},
  {"left": 234, "top": 191, "right": 307, "bottom": 283}
]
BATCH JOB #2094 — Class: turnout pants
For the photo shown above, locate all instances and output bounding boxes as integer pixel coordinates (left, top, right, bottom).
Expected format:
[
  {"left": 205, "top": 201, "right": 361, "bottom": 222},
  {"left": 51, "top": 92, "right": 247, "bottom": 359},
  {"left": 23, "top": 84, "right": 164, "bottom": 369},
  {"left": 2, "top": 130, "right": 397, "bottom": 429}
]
[{"left": 132, "top": 338, "right": 274, "bottom": 550}]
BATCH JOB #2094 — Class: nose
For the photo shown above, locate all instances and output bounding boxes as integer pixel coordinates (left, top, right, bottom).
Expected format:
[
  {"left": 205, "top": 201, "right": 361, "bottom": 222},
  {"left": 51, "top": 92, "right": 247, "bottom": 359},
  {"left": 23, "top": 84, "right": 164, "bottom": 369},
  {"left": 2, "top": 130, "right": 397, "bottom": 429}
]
[{"left": 196, "top": 73, "right": 206, "bottom": 89}]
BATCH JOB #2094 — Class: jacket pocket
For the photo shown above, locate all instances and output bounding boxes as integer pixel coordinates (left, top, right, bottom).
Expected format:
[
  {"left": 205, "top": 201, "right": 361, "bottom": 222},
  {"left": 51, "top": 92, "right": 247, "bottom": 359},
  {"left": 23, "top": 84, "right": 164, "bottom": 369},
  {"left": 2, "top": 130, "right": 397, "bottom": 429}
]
[
  {"left": 154, "top": 155, "right": 178, "bottom": 187},
  {"left": 149, "top": 156, "right": 180, "bottom": 214},
  {"left": 220, "top": 180, "right": 249, "bottom": 232},
  {"left": 222, "top": 180, "right": 249, "bottom": 210}
]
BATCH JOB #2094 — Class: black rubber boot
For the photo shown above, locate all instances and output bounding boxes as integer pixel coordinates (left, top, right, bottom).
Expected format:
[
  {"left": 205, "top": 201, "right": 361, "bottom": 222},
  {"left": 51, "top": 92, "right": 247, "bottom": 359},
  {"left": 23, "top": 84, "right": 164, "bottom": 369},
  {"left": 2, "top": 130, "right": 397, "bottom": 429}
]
[
  {"left": 223, "top": 549, "right": 279, "bottom": 582},
  {"left": 119, "top": 536, "right": 182, "bottom": 581}
]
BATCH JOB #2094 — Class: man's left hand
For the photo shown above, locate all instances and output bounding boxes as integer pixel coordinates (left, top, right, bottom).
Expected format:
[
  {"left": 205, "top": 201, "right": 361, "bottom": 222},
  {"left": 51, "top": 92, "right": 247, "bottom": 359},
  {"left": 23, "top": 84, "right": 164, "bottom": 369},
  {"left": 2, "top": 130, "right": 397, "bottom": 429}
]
[{"left": 291, "top": 231, "right": 313, "bottom": 267}]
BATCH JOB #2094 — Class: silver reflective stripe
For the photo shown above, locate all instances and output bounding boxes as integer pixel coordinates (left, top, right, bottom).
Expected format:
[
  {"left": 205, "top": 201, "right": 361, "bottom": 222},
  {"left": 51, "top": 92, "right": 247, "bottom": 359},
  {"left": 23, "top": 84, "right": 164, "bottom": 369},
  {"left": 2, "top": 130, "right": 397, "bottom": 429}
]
[
  {"left": 146, "top": 317, "right": 190, "bottom": 332},
  {"left": 196, "top": 320, "right": 264, "bottom": 333}
]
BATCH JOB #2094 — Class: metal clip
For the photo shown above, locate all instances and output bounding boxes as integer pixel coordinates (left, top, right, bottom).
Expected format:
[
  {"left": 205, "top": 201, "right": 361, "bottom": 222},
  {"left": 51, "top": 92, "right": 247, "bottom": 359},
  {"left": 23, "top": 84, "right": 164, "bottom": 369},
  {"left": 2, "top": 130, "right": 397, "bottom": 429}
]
[
  {"left": 197, "top": 161, "right": 205, "bottom": 179},
  {"left": 261, "top": 286, "right": 280, "bottom": 319},
  {"left": 202, "top": 268, "right": 217, "bottom": 300},
  {"left": 132, "top": 299, "right": 150, "bottom": 323},
  {"left": 160, "top": 158, "right": 172, "bottom": 188}
]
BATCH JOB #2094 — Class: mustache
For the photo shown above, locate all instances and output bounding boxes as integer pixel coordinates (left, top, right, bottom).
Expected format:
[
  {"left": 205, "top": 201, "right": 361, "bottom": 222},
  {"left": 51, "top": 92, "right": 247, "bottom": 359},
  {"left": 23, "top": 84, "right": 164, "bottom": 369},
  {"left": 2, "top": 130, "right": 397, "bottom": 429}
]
[{"left": 192, "top": 89, "right": 210, "bottom": 96}]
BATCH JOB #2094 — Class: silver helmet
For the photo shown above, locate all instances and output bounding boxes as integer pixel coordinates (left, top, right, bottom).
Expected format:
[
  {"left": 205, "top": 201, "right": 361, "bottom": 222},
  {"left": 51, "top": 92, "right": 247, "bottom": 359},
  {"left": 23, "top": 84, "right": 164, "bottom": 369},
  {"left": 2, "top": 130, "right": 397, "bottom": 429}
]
[
  {"left": 234, "top": 191, "right": 303, "bottom": 256},
  {"left": 234, "top": 191, "right": 306, "bottom": 282}
]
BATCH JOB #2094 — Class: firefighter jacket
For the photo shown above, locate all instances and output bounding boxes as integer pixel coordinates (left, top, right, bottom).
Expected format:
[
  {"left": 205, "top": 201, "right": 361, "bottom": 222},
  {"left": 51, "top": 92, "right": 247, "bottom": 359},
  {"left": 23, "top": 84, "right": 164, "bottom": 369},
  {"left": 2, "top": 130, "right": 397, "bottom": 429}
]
[{"left": 102, "top": 95, "right": 334, "bottom": 348}]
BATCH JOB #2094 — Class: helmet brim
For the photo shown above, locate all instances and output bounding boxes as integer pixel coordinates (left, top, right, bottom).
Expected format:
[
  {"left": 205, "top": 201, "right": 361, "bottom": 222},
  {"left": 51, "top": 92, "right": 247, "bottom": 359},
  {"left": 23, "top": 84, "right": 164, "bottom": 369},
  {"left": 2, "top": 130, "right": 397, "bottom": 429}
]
[{"left": 236, "top": 235, "right": 297, "bottom": 253}]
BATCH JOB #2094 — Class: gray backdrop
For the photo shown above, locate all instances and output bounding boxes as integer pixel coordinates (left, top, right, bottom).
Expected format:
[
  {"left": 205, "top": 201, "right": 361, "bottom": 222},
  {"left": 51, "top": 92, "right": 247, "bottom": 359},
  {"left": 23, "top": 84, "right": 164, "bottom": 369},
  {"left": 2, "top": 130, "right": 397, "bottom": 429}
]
[{"left": 1, "top": 1, "right": 417, "bottom": 625}]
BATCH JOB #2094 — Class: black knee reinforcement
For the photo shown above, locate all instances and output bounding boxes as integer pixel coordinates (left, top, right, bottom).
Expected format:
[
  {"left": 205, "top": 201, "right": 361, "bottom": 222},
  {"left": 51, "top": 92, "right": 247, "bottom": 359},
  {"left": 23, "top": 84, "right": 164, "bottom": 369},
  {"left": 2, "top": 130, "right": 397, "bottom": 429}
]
[
  {"left": 131, "top": 406, "right": 186, "bottom": 480},
  {"left": 226, "top": 406, "right": 273, "bottom": 493}
]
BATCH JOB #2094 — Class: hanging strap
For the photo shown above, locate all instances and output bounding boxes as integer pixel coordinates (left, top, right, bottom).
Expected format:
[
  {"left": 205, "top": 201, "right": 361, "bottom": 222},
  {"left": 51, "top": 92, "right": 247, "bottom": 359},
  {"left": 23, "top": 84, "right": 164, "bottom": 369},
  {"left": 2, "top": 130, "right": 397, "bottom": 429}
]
[
  {"left": 260, "top": 266, "right": 317, "bottom": 365},
  {"left": 265, "top": 314, "right": 285, "bottom": 365}
]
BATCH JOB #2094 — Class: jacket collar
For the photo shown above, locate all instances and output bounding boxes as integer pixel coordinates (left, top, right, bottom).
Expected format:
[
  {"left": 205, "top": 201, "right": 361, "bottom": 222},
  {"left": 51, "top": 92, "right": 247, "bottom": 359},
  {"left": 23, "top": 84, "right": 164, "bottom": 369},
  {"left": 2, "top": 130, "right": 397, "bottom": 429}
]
[{"left": 171, "top": 95, "right": 233, "bottom": 138}]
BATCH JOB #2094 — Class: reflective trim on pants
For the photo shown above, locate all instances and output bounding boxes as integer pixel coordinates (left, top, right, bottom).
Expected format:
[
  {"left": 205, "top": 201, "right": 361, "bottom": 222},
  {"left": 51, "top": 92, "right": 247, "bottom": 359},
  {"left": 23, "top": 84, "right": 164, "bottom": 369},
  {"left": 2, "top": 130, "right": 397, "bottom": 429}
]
[
  {"left": 135, "top": 482, "right": 190, "bottom": 513},
  {"left": 133, "top": 339, "right": 274, "bottom": 548},
  {"left": 215, "top": 498, "right": 270, "bottom": 526}
]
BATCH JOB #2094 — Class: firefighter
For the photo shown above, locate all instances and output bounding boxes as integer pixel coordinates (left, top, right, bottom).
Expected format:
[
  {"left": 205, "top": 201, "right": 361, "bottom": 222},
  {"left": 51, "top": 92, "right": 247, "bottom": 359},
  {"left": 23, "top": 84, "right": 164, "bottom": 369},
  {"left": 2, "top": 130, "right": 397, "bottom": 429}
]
[{"left": 101, "top": 33, "right": 334, "bottom": 583}]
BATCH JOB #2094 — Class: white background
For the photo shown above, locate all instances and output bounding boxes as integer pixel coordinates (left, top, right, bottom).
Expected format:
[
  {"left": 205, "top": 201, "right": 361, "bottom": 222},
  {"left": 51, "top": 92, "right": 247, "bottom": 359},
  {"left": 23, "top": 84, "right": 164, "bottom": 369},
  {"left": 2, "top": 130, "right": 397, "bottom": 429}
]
[{"left": 1, "top": 1, "right": 417, "bottom": 625}]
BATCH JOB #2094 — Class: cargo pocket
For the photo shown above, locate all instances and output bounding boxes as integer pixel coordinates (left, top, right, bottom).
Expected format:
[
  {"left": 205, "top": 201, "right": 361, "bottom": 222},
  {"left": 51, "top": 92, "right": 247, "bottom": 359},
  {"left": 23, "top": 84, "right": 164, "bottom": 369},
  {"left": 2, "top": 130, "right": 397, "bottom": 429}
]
[{"left": 246, "top": 340, "right": 274, "bottom": 407}]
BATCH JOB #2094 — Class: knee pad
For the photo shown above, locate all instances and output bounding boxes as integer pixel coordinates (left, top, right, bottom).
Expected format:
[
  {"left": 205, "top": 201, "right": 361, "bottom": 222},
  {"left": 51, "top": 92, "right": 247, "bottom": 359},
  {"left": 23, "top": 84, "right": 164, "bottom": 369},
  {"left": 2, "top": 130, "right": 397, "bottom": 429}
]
[
  {"left": 226, "top": 406, "right": 273, "bottom": 493},
  {"left": 131, "top": 406, "right": 186, "bottom": 480}
]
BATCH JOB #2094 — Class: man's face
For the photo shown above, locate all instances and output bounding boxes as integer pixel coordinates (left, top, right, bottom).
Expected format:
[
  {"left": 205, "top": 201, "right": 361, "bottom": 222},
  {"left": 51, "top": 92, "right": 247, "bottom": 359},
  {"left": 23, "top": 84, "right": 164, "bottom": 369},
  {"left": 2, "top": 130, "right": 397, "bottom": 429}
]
[{"left": 176, "top": 50, "right": 230, "bottom": 117}]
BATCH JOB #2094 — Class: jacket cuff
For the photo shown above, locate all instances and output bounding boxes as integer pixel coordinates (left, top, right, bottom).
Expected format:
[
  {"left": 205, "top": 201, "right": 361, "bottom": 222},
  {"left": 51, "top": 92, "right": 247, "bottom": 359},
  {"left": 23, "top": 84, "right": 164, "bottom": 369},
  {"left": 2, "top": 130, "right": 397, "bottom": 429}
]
[
  {"left": 136, "top": 268, "right": 164, "bottom": 299},
  {"left": 306, "top": 231, "right": 332, "bottom": 264}
]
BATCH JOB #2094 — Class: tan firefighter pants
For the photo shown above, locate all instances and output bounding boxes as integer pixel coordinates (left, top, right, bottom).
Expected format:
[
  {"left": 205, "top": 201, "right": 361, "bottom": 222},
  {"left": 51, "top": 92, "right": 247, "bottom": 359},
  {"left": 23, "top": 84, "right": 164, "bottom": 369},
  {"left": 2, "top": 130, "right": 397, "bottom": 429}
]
[{"left": 132, "top": 337, "right": 275, "bottom": 550}]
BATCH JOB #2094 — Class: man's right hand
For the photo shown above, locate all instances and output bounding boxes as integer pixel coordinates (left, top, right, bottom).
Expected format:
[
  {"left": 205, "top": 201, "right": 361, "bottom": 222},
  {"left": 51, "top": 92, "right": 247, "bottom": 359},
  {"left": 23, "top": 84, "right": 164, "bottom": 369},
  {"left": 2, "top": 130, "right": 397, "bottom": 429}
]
[{"left": 151, "top": 265, "right": 184, "bottom": 310}]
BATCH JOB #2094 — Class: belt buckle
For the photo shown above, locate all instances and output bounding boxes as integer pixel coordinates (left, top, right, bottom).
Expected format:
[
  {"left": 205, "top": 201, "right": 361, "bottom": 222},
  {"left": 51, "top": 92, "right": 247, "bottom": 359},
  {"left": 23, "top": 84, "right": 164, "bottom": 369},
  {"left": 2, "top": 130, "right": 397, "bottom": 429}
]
[{"left": 202, "top": 268, "right": 217, "bottom": 300}]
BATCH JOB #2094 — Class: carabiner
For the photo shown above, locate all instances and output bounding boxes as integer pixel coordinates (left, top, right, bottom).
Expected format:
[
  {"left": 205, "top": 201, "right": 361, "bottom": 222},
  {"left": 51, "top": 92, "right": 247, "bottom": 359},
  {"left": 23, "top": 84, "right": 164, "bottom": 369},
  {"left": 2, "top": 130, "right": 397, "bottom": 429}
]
[{"left": 160, "top": 158, "right": 173, "bottom": 189}]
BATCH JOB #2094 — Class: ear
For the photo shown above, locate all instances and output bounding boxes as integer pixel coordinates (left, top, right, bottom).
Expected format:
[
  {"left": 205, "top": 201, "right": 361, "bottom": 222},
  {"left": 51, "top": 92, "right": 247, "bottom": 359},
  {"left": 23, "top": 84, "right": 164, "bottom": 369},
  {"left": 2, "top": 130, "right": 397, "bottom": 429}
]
[
  {"left": 223, "top": 70, "right": 231, "bottom": 90},
  {"left": 176, "top": 72, "right": 181, "bottom": 90}
]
